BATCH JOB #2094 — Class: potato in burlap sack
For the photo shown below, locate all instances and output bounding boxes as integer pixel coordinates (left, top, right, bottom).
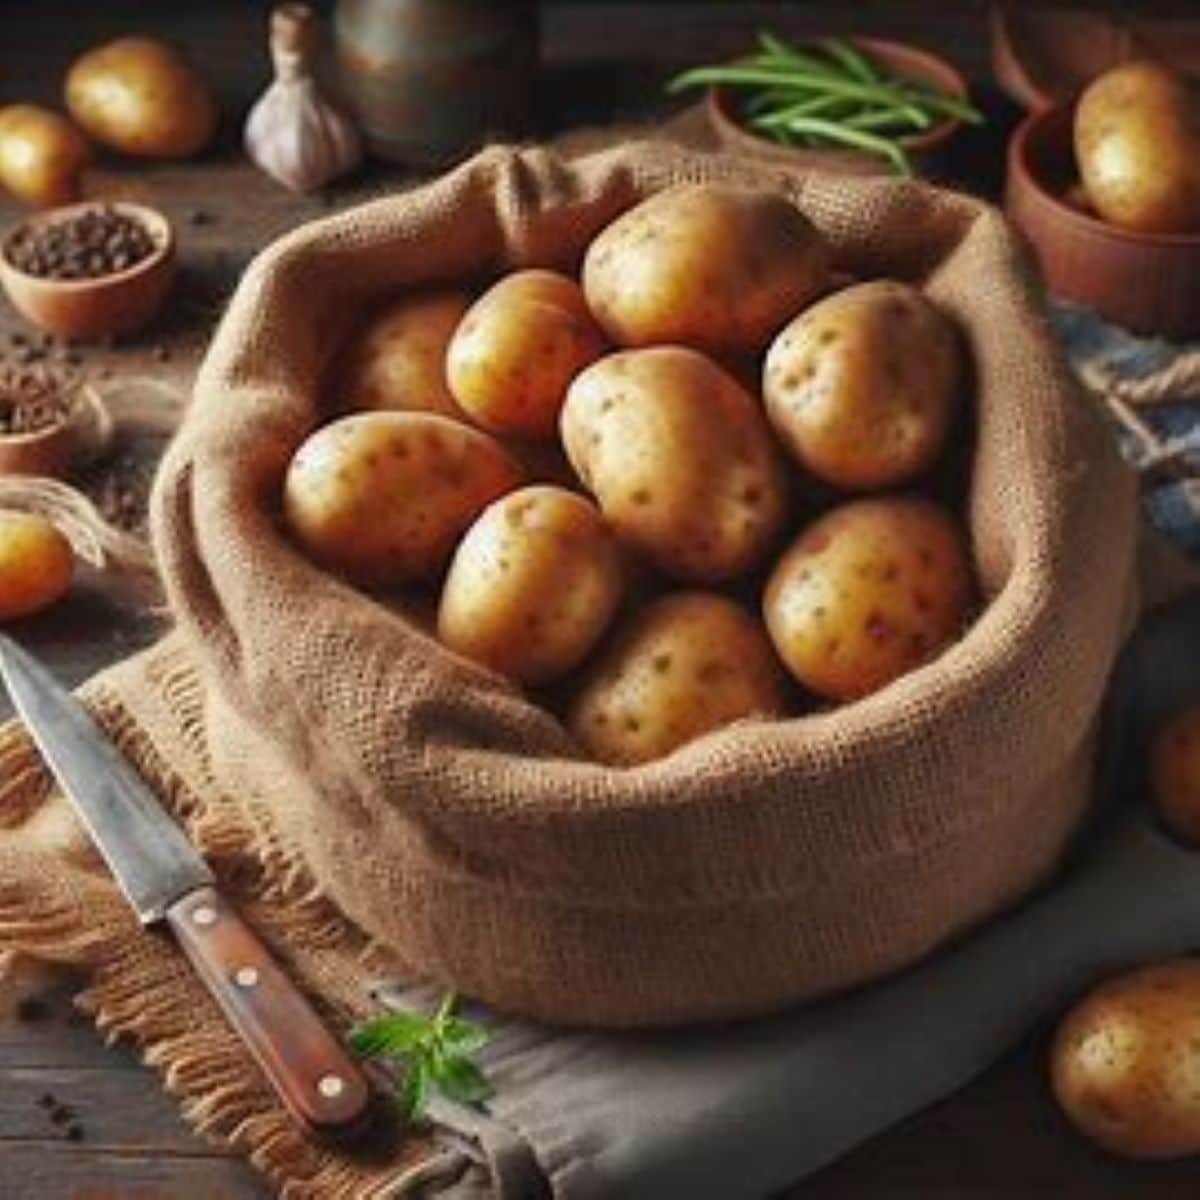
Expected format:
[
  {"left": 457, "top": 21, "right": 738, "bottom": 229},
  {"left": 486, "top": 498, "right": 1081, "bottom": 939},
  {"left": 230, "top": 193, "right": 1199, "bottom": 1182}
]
[{"left": 150, "top": 142, "right": 1137, "bottom": 1026}]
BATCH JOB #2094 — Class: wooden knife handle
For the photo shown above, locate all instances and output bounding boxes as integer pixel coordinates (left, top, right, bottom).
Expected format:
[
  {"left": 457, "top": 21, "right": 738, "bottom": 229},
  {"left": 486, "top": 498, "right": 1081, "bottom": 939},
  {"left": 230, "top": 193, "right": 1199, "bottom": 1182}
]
[{"left": 166, "top": 886, "right": 372, "bottom": 1142}]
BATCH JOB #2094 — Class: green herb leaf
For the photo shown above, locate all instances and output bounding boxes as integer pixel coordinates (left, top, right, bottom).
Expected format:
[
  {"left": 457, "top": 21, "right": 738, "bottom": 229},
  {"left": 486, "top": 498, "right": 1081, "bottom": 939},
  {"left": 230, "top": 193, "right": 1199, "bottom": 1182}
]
[
  {"left": 399, "top": 1058, "right": 432, "bottom": 1122},
  {"left": 435, "top": 1053, "right": 496, "bottom": 1106},
  {"left": 348, "top": 1012, "right": 432, "bottom": 1059},
  {"left": 440, "top": 1016, "right": 490, "bottom": 1055},
  {"left": 348, "top": 992, "right": 494, "bottom": 1122}
]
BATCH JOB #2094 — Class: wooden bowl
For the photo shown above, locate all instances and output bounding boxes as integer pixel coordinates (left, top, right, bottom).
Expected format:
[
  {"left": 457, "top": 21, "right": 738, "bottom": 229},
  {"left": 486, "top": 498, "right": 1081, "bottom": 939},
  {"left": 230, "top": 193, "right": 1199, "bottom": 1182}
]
[
  {"left": 1005, "top": 102, "right": 1200, "bottom": 339},
  {"left": 990, "top": 1, "right": 1200, "bottom": 113},
  {"left": 0, "top": 382, "right": 112, "bottom": 477},
  {"left": 706, "top": 37, "right": 970, "bottom": 176},
  {"left": 0, "top": 202, "right": 175, "bottom": 341}
]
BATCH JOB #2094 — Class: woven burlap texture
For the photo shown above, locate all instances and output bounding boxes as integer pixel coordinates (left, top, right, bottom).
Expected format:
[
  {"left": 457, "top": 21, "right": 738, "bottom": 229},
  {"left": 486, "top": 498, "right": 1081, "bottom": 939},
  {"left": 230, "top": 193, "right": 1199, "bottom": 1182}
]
[
  {"left": 151, "top": 138, "right": 1136, "bottom": 1025},
  {"left": 0, "top": 138, "right": 1139, "bottom": 1193}
]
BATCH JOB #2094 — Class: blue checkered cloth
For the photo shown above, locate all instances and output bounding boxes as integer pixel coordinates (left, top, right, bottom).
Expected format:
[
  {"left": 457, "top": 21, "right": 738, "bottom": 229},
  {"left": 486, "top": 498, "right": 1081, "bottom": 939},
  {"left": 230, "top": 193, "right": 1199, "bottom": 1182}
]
[{"left": 1051, "top": 302, "right": 1200, "bottom": 559}]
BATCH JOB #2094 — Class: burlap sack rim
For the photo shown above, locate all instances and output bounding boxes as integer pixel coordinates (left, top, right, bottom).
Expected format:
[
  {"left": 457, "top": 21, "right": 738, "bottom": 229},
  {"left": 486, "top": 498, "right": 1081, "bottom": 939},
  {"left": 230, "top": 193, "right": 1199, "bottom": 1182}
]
[
  {"left": 152, "top": 138, "right": 1136, "bottom": 848},
  {"left": 128, "top": 140, "right": 1140, "bottom": 1029}
]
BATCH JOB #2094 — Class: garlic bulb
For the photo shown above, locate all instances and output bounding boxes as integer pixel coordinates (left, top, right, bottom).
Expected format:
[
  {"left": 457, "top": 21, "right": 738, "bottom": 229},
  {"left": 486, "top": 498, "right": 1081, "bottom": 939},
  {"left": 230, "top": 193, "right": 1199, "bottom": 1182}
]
[{"left": 244, "top": 3, "right": 361, "bottom": 192}]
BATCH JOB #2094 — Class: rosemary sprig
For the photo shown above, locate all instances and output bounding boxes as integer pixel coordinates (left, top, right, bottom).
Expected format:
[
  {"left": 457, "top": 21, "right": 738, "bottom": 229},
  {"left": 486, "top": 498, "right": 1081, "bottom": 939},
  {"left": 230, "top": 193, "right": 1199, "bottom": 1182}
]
[
  {"left": 349, "top": 992, "right": 494, "bottom": 1123},
  {"left": 666, "top": 33, "right": 984, "bottom": 176}
]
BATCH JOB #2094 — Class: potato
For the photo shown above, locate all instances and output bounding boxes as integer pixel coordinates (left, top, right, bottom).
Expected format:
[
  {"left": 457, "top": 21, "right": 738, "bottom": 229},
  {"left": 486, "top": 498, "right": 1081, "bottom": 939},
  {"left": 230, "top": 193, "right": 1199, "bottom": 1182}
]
[
  {"left": 1151, "top": 705, "right": 1200, "bottom": 845},
  {"left": 568, "top": 592, "right": 788, "bottom": 765},
  {"left": 561, "top": 347, "right": 786, "bottom": 582},
  {"left": 1074, "top": 62, "right": 1200, "bottom": 234},
  {"left": 764, "top": 497, "right": 972, "bottom": 702},
  {"left": 333, "top": 289, "right": 471, "bottom": 420},
  {"left": 764, "top": 281, "right": 961, "bottom": 491},
  {"left": 0, "top": 106, "right": 90, "bottom": 208},
  {"left": 438, "top": 485, "right": 624, "bottom": 686},
  {"left": 582, "top": 184, "right": 830, "bottom": 356},
  {"left": 66, "top": 37, "right": 216, "bottom": 159},
  {"left": 1052, "top": 960, "right": 1200, "bottom": 1158},
  {"left": 446, "top": 269, "right": 607, "bottom": 440},
  {"left": 284, "top": 412, "right": 522, "bottom": 588},
  {"left": 0, "top": 511, "right": 72, "bottom": 621}
]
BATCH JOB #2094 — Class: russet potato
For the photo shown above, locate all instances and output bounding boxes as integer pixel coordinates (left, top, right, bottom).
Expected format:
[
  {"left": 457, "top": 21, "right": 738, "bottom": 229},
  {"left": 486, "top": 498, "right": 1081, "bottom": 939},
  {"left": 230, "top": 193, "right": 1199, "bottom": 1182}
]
[
  {"left": 0, "top": 105, "right": 90, "bottom": 208},
  {"left": 333, "top": 289, "right": 472, "bottom": 420},
  {"left": 583, "top": 184, "right": 830, "bottom": 356},
  {"left": 438, "top": 485, "right": 624, "bottom": 686},
  {"left": 764, "top": 497, "right": 972, "bottom": 702},
  {"left": 446, "top": 269, "right": 607, "bottom": 440},
  {"left": 66, "top": 36, "right": 216, "bottom": 159},
  {"left": 764, "top": 281, "right": 960, "bottom": 491},
  {"left": 568, "top": 592, "right": 788, "bottom": 765},
  {"left": 284, "top": 411, "right": 522, "bottom": 588},
  {"left": 561, "top": 346, "right": 786, "bottom": 582},
  {"left": 1074, "top": 62, "right": 1200, "bottom": 235},
  {"left": 1151, "top": 705, "right": 1200, "bottom": 845},
  {"left": 1053, "top": 960, "right": 1200, "bottom": 1158},
  {"left": 0, "top": 511, "right": 72, "bottom": 621}
]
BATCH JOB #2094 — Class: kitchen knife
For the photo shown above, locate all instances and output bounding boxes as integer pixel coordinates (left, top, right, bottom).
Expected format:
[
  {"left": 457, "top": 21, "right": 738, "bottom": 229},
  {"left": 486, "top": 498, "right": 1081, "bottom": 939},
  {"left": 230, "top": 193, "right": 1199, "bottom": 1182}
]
[{"left": 0, "top": 634, "right": 372, "bottom": 1142}]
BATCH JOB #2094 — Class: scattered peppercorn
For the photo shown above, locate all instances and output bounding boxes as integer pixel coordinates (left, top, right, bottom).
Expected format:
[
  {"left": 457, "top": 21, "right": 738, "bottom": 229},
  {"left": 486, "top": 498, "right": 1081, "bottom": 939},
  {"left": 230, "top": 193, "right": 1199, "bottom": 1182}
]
[
  {"left": 5, "top": 205, "right": 156, "bottom": 281},
  {"left": 186, "top": 207, "right": 214, "bottom": 226},
  {"left": 38, "top": 1093, "right": 56, "bottom": 1110},
  {"left": 81, "top": 448, "right": 156, "bottom": 535},
  {"left": 15, "top": 995, "right": 50, "bottom": 1022},
  {"left": 65, "top": 1123, "right": 84, "bottom": 1142}
]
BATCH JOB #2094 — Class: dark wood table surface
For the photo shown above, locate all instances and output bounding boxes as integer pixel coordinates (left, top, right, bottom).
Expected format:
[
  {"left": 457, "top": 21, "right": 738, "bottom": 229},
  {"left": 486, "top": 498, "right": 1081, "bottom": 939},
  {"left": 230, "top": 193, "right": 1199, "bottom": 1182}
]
[{"left": 1, "top": 2, "right": 1198, "bottom": 1196}]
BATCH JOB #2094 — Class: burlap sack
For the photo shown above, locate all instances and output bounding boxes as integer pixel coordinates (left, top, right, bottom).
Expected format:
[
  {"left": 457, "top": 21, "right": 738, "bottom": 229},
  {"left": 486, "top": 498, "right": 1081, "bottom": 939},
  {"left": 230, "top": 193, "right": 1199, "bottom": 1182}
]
[{"left": 141, "top": 140, "right": 1137, "bottom": 1028}]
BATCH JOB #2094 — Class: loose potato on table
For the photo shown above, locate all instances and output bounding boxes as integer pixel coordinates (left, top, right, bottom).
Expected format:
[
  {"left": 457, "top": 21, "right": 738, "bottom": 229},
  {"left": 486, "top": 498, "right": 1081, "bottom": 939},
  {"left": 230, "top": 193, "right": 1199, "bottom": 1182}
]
[
  {"left": 1052, "top": 960, "right": 1200, "bottom": 1158},
  {"left": 66, "top": 36, "right": 216, "bottom": 159},
  {"left": 284, "top": 411, "right": 522, "bottom": 588},
  {"left": 568, "top": 592, "right": 788, "bottom": 765},
  {"left": 583, "top": 184, "right": 830, "bottom": 356},
  {"left": 438, "top": 485, "right": 624, "bottom": 686},
  {"left": 1074, "top": 62, "right": 1200, "bottom": 235},
  {"left": 0, "top": 105, "right": 90, "bottom": 208},
  {"left": 764, "top": 281, "right": 961, "bottom": 491},
  {"left": 332, "top": 289, "right": 472, "bottom": 420},
  {"left": 561, "top": 346, "right": 786, "bottom": 582},
  {"left": 764, "top": 497, "right": 972, "bottom": 702},
  {"left": 446, "top": 269, "right": 607, "bottom": 440},
  {"left": 1151, "top": 705, "right": 1200, "bottom": 845},
  {"left": 0, "top": 511, "right": 72, "bottom": 621}
]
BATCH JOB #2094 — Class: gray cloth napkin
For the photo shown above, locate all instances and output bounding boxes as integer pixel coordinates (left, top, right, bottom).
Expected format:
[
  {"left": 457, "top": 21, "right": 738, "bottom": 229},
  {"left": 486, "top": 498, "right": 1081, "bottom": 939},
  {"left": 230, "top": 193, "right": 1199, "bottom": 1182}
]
[{"left": 372, "top": 595, "right": 1200, "bottom": 1200}]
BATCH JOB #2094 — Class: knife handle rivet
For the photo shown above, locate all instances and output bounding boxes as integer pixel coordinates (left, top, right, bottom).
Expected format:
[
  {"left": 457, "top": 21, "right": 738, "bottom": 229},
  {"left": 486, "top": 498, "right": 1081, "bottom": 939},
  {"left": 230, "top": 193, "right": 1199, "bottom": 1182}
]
[
  {"left": 234, "top": 966, "right": 259, "bottom": 989},
  {"left": 192, "top": 904, "right": 218, "bottom": 927},
  {"left": 317, "top": 1074, "right": 346, "bottom": 1100}
]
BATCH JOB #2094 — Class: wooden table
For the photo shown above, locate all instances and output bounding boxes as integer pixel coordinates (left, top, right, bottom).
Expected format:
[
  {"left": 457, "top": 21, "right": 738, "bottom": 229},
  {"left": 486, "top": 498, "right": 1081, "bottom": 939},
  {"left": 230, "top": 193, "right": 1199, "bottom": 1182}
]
[{"left": 1, "top": 3, "right": 1198, "bottom": 1196}]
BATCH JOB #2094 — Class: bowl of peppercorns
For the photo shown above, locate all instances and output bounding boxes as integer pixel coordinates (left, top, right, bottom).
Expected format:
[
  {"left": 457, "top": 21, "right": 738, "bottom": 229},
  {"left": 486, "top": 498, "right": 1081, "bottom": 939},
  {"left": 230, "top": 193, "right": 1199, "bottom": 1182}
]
[
  {"left": 0, "top": 359, "right": 112, "bottom": 477},
  {"left": 0, "top": 201, "right": 174, "bottom": 340}
]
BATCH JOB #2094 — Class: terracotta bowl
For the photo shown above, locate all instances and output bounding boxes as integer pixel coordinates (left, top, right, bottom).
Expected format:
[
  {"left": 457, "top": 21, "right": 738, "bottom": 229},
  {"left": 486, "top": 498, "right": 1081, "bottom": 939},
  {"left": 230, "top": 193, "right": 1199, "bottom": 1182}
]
[
  {"left": 706, "top": 37, "right": 970, "bottom": 176},
  {"left": 0, "top": 382, "right": 112, "bottom": 478},
  {"left": 0, "top": 202, "right": 175, "bottom": 341},
  {"left": 1005, "top": 102, "right": 1200, "bottom": 339},
  {"left": 990, "top": 1, "right": 1200, "bottom": 113}
]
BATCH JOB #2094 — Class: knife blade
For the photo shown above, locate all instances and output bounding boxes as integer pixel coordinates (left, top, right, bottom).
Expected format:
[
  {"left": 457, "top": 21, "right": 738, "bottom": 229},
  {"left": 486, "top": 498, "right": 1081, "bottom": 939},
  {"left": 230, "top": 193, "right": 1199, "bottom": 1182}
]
[
  {"left": 0, "top": 634, "right": 372, "bottom": 1141},
  {"left": 0, "top": 634, "right": 213, "bottom": 922}
]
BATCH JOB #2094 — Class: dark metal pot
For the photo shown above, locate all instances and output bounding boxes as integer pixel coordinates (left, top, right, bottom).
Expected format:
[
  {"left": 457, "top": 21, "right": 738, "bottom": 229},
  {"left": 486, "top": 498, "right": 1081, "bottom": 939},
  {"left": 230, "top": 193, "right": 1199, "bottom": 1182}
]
[{"left": 334, "top": 0, "right": 539, "bottom": 166}]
